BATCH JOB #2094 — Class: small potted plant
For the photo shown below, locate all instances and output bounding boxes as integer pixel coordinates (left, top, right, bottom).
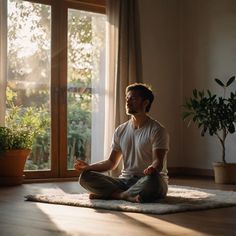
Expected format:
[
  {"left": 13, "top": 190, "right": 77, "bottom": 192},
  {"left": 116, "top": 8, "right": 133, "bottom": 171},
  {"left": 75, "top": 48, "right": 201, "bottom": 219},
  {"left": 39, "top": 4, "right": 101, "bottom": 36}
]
[
  {"left": 182, "top": 76, "right": 236, "bottom": 184},
  {"left": 0, "top": 88, "right": 47, "bottom": 185}
]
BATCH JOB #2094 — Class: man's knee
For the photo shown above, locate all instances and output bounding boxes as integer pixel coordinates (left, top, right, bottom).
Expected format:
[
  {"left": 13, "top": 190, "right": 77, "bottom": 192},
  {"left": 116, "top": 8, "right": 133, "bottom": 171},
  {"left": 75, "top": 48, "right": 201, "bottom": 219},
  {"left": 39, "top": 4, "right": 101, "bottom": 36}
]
[
  {"left": 138, "top": 173, "right": 168, "bottom": 202},
  {"left": 79, "top": 170, "right": 93, "bottom": 187}
]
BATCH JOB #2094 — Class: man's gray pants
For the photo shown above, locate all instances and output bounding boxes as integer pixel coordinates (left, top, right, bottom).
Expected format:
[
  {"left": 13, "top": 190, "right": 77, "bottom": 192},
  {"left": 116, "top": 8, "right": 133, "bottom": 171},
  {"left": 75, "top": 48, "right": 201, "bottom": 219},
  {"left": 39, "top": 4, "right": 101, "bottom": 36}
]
[{"left": 79, "top": 170, "right": 168, "bottom": 202}]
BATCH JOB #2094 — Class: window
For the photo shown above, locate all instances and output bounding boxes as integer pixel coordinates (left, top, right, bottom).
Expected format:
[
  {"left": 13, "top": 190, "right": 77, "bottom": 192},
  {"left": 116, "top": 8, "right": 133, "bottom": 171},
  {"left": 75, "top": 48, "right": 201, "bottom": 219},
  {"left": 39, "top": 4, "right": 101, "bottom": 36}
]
[{"left": 0, "top": 0, "right": 106, "bottom": 178}]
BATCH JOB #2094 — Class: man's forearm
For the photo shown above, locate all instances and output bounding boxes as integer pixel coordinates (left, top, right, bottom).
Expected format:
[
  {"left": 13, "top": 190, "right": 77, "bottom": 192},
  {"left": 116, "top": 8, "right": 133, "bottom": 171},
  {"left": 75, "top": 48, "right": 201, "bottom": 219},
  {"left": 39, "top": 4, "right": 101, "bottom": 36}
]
[
  {"left": 151, "top": 159, "right": 163, "bottom": 173},
  {"left": 85, "top": 159, "right": 114, "bottom": 173},
  {"left": 152, "top": 149, "right": 167, "bottom": 172}
]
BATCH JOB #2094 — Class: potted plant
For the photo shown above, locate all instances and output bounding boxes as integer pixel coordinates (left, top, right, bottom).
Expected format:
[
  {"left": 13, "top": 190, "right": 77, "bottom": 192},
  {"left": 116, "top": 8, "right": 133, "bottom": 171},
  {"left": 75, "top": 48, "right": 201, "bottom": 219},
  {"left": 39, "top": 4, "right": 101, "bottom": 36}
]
[
  {"left": 0, "top": 88, "right": 47, "bottom": 185},
  {"left": 182, "top": 76, "right": 236, "bottom": 184}
]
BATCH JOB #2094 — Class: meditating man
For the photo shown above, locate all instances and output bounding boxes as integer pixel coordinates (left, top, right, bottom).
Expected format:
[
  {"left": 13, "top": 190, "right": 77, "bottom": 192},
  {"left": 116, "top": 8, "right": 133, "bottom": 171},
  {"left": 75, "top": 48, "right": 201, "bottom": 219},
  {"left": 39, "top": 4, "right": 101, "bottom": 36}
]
[{"left": 74, "top": 83, "right": 169, "bottom": 203}]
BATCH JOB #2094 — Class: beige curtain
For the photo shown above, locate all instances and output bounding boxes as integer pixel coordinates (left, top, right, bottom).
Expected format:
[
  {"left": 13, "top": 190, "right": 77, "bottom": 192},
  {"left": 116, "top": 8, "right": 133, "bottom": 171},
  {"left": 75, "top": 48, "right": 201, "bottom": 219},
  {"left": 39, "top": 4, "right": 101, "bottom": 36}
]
[
  {"left": 0, "top": 0, "right": 7, "bottom": 126},
  {"left": 104, "top": 0, "right": 143, "bottom": 176}
]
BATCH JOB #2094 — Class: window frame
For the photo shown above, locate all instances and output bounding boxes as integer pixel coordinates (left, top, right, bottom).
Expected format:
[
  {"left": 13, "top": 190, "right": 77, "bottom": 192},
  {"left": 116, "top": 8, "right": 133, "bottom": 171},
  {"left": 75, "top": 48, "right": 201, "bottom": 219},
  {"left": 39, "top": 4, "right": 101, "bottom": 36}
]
[{"left": 1, "top": 0, "right": 106, "bottom": 180}]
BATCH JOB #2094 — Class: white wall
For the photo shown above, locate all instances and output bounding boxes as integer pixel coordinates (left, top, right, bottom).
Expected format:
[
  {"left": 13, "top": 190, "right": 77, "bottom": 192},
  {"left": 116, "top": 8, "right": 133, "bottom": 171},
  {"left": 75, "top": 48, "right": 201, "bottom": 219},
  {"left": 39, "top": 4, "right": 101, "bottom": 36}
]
[
  {"left": 182, "top": 0, "right": 236, "bottom": 168},
  {"left": 139, "top": 0, "right": 236, "bottom": 170},
  {"left": 139, "top": 0, "right": 183, "bottom": 167}
]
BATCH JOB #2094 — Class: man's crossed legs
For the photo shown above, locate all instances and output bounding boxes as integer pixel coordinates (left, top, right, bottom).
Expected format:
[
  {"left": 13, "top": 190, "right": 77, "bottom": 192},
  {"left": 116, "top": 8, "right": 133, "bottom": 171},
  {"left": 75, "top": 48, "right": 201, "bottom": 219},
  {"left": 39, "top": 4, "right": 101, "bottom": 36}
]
[{"left": 79, "top": 170, "right": 168, "bottom": 203}]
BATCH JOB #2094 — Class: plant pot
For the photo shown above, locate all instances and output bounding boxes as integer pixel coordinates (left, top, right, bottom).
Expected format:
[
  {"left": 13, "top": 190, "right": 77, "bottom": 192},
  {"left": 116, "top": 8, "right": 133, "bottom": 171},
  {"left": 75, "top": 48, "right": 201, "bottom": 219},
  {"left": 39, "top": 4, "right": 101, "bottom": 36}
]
[
  {"left": 0, "top": 149, "right": 30, "bottom": 186},
  {"left": 213, "top": 162, "right": 236, "bottom": 184}
]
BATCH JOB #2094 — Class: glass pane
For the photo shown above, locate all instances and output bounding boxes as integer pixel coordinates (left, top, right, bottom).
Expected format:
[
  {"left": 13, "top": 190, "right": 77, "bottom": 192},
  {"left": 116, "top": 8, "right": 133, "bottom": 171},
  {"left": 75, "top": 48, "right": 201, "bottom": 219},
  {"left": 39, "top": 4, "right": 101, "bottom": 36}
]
[
  {"left": 67, "top": 9, "right": 106, "bottom": 170},
  {"left": 7, "top": 0, "right": 51, "bottom": 171}
]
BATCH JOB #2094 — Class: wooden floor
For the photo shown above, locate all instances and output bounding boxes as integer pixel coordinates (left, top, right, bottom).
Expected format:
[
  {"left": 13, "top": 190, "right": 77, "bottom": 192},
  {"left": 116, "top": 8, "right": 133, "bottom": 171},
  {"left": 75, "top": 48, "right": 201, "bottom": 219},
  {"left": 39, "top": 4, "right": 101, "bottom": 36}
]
[{"left": 0, "top": 176, "right": 236, "bottom": 236}]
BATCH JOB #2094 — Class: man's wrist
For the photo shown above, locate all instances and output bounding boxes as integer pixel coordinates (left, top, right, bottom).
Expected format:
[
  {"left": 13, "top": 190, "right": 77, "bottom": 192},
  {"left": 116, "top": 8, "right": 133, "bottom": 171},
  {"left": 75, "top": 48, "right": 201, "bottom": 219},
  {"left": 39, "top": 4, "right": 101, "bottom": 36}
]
[{"left": 151, "top": 165, "right": 161, "bottom": 173}]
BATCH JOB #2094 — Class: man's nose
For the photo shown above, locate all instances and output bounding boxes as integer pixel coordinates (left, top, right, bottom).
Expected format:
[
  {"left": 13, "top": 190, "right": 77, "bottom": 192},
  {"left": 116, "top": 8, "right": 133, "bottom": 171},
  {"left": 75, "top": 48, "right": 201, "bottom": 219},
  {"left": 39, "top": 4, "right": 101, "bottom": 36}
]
[{"left": 126, "top": 99, "right": 131, "bottom": 105}]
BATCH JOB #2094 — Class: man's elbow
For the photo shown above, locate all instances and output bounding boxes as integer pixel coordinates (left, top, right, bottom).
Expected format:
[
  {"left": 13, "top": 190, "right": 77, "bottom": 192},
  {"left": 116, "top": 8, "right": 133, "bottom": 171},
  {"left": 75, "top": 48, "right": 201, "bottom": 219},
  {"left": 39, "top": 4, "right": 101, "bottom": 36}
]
[{"left": 109, "top": 160, "right": 119, "bottom": 170}]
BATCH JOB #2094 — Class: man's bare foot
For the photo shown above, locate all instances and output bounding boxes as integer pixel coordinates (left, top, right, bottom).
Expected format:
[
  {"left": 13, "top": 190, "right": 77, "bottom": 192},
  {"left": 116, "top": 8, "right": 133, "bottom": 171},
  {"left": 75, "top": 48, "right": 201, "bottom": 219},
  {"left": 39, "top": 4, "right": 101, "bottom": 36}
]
[
  {"left": 111, "top": 191, "right": 142, "bottom": 203},
  {"left": 125, "top": 194, "right": 142, "bottom": 203},
  {"left": 89, "top": 193, "right": 105, "bottom": 199},
  {"left": 89, "top": 192, "right": 142, "bottom": 203}
]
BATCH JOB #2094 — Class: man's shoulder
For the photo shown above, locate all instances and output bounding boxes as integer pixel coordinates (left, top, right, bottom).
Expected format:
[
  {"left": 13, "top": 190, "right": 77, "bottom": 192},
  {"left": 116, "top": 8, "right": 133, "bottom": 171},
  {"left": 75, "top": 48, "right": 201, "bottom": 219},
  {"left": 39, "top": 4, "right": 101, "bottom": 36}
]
[
  {"left": 148, "top": 118, "right": 166, "bottom": 130},
  {"left": 115, "top": 120, "right": 130, "bottom": 132},
  {"left": 148, "top": 118, "right": 169, "bottom": 137}
]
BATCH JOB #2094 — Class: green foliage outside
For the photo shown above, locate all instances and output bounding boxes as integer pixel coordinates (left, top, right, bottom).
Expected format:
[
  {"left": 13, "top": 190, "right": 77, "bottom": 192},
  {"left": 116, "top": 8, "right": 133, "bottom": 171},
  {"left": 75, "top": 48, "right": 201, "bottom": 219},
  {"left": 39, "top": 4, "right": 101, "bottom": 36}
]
[
  {"left": 1, "top": 87, "right": 50, "bottom": 170},
  {"left": 5, "top": 0, "right": 105, "bottom": 170}
]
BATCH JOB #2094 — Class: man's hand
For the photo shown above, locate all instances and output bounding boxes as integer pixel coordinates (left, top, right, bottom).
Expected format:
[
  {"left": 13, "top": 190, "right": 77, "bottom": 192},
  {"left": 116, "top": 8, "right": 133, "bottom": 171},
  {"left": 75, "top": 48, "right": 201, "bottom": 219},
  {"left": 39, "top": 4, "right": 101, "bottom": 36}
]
[
  {"left": 144, "top": 149, "right": 167, "bottom": 175},
  {"left": 74, "top": 160, "right": 89, "bottom": 173},
  {"left": 143, "top": 165, "right": 156, "bottom": 175}
]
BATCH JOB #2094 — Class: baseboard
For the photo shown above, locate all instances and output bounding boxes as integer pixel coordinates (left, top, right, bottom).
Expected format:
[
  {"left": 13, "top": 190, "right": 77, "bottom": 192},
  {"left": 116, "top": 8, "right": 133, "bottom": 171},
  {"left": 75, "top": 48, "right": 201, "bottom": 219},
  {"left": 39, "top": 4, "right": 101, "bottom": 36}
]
[
  {"left": 168, "top": 167, "right": 214, "bottom": 178},
  {"left": 24, "top": 177, "right": 79, "bottom": 184},
  {"left": 23, "top": 168, "right": 214, "bottom": 184}
]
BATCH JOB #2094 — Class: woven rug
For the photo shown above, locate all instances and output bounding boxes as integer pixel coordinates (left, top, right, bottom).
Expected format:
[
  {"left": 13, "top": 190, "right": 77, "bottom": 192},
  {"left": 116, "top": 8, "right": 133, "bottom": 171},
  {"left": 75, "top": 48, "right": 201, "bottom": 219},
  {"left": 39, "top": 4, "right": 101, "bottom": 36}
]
[{"left": 25, "top": 185, "right": 236, "bottom": 215}]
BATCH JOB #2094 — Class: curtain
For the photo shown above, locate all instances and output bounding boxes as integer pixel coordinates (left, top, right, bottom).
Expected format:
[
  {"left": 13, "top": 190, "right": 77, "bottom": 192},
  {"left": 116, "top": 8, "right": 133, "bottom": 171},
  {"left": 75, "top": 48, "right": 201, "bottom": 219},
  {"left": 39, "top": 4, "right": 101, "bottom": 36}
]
[
  {"left": 104, "top": 0, "right": 143, "bottom": 176},
  {"left": 0, "top": 0, "right": 7, "bottom": 126}
]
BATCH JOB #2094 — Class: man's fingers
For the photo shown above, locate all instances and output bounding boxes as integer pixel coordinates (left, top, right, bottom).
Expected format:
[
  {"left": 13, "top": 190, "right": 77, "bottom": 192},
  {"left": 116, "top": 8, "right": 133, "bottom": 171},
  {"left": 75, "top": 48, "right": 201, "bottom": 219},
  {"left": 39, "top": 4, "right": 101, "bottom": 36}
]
[
  {"left": 75, "top": 160, "right": 88, "bottom": 166},
  {"left": 74, "top": 160, "right": 89, "bottom": 173},
  {"left": 143, "top": 168, "right": 149, "bottom": 175},
  {"left": 74, "top": 164, "right": 86, "bottom": 172},
  {"left": 143, "top": 166, "right": 155, "bottom": 175}
]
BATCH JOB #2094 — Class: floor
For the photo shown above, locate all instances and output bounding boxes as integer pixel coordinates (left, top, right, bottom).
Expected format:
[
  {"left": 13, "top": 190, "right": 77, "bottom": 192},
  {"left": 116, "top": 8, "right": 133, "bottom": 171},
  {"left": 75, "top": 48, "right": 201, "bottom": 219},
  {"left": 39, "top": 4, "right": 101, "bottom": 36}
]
[{"left": 0, "top": 176, "right": 236, "bottom": 236}]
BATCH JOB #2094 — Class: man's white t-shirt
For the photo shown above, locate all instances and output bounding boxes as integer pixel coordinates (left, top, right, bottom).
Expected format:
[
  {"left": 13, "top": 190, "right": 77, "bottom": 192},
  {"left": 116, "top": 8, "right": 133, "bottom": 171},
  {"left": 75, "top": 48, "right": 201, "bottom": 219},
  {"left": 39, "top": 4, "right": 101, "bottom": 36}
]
[{"left": 112, "top": 117, "right": 170, "bottom": 179}]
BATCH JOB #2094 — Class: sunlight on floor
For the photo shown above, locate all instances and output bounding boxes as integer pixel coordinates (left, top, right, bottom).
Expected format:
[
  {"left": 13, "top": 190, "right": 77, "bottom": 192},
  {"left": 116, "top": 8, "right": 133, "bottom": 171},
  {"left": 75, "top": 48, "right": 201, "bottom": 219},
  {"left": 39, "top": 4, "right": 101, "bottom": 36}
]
[
  {"left": 120, "top": 212, "right": 204, "bottom": 236},
  {"left": 35, "top": 203, "right": 91, "bottom": 235},
  {"left": 30, "top": 185, "right": 66, "bottom": 195},
  {"left": 35, "top": 202, "right": 204, "bottom": 236}
]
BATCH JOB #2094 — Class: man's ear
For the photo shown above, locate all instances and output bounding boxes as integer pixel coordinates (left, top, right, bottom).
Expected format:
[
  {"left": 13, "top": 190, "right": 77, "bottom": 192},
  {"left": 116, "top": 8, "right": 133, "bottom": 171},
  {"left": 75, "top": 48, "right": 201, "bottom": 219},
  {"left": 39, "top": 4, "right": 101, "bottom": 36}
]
[{"left": 143, "top": 99, "right": 150, "bottom": 108}]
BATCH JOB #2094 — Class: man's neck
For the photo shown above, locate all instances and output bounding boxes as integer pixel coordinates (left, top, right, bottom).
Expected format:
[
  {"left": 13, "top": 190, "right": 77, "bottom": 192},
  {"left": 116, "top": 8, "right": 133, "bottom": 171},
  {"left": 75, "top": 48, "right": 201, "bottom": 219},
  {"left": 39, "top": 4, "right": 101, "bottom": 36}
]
[{"left": 131, "top": 114, "right": 149, "bottom": 129}]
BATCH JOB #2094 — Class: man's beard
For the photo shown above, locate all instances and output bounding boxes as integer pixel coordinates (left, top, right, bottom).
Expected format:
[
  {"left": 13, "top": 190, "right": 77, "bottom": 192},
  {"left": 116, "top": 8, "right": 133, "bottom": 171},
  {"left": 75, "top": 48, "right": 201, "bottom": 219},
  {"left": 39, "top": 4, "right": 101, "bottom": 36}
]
[{"left": 126, "top": 107, "right": 138, "bottom": 115}]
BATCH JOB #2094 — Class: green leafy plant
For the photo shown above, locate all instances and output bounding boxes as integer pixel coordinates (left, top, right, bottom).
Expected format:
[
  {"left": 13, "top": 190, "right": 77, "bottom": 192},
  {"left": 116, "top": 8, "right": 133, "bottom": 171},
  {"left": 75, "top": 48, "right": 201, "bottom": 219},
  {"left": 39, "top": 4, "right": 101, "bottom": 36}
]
[
  {"left": 182, "top": 76, "right": 236, "bottom": 163},
  {"left": 0, "top": 87, "right": 48, "bottom": 152}
]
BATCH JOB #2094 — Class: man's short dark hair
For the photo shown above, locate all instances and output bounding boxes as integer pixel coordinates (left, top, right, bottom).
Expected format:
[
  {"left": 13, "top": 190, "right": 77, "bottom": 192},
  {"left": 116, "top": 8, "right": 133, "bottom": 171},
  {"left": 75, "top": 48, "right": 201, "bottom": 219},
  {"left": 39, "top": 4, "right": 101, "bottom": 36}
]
[{"left": 126, "top": 83, "right": 154, "bottom": 112}]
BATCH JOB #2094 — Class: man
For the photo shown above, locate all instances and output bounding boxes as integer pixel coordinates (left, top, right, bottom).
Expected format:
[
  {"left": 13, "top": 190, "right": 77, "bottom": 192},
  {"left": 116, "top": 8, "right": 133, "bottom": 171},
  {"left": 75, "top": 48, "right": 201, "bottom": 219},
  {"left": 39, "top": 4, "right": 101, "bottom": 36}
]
[{"left": 74, "top": 83, "right": 169, "bottom": 203}]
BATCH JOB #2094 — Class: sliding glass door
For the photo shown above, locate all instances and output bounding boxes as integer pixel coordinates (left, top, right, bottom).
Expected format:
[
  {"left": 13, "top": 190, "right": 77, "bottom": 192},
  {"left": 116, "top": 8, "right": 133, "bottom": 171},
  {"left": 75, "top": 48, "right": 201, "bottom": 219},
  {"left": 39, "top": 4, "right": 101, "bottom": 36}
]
[
  {"left": 0, "top": 0, "right": 106, "bottom": 179},
  {"left": 3, "top": 0, "right": 54, "bottom": 178},
  {"left": 61, "top": 3, "right": 106, "bottom": 176},
  {"left": 67, "top": 8, "right": 106, "bottom": 169}
]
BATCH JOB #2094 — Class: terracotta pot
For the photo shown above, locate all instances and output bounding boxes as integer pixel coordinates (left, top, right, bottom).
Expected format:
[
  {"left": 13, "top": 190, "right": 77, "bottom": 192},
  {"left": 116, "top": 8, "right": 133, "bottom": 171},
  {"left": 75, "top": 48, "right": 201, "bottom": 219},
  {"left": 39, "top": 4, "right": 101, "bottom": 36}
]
[
  {"left": 213, "top": 162, "right": 236, "bottom": 184},
  {"left": 0, "top": 149, "right": 30, "bottom": 185}
]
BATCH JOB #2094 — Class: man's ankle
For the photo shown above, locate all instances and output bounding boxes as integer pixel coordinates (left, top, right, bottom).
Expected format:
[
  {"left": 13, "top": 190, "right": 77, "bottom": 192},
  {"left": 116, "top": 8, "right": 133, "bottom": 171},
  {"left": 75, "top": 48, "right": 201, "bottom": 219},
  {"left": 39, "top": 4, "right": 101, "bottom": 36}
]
[{"left": 111, "top": 191, "right": 125, "bottom": 200}]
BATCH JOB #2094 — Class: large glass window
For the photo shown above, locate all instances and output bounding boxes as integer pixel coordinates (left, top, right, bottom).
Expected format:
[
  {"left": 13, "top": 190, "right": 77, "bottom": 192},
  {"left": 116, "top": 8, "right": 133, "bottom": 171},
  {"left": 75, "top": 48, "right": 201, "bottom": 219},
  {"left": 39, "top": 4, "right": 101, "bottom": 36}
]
[
  {"left": 67, "top": 9, "right": 106, "bottom": 170},
  {"left": 7, "top": 0, "right": 51, "bottom": 171},
  {"left": 0, "top": 0, "right": 106, "bottom": 178}
]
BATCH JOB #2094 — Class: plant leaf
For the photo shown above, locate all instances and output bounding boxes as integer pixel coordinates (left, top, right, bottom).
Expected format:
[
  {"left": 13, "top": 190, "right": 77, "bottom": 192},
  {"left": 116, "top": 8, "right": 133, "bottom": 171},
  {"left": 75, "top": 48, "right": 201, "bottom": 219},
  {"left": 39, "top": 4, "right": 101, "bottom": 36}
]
[
  {"left": 207, "top": 89, "right": 211, "bottom": 97},
  {"left": 182, "top": 111, "right": 192, "bottom": 120},
  {"left": 199, "top": 90, "right": 204, "bottom": 98},
  {"left": 201, "top": 126, "right": 207, "bottom": 136},
  {"left": 193, "top": 89, "right": 198, "bottom": 98},
  {"left": 215, "top": 78, "right": 225, "bottom": 87},
  {"left": 187, "top": 119, "right": 192, "bottom": 127},
  {"left": 228, "top": 123, "right": 235, "bottom": 133},
  {"left": 226, "top": 76, "right": 235, "bottom": 87}
]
